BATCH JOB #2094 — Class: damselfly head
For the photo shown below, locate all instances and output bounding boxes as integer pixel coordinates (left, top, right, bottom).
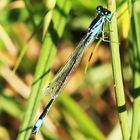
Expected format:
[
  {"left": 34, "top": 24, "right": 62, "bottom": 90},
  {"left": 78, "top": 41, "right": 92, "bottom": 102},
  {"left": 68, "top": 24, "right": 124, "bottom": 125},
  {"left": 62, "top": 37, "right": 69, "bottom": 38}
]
[{"left": 96, "top": 5, "right": 112, "bottom": 19}]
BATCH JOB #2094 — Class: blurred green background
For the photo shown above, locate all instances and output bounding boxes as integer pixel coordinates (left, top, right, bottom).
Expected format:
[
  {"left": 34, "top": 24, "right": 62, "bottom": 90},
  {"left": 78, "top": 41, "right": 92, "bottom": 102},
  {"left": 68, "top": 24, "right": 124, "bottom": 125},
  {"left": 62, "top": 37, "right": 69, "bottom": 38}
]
[{"left": 0, "top": 0, "right": 140, "bottom": 140}]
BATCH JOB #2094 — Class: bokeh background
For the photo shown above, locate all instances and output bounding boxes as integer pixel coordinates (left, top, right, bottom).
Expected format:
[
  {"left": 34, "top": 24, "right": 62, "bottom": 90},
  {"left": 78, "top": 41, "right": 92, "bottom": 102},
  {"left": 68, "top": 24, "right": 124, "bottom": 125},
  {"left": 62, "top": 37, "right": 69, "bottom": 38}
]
[{"left": 0, "top": 0, "right": 140, "bottom": 140}]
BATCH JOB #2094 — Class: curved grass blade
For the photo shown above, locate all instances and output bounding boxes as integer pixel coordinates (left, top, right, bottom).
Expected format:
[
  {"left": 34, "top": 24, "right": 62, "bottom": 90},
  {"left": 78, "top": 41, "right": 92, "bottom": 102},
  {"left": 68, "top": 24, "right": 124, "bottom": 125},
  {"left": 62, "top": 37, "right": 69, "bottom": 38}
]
[{"left": 17, "top": 1, "right": 71, "bottom": 140}]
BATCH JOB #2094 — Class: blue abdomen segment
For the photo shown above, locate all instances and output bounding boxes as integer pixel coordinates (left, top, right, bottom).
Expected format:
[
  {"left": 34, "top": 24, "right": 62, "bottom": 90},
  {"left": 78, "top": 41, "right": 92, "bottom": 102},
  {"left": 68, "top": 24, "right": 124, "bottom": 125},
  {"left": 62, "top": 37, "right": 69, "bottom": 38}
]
[
  {"left": 32, "top": 118, "right": 44, "bottom": 134},
  {"left": 32, "top": 98, "right": 54, "bottom": 134}
]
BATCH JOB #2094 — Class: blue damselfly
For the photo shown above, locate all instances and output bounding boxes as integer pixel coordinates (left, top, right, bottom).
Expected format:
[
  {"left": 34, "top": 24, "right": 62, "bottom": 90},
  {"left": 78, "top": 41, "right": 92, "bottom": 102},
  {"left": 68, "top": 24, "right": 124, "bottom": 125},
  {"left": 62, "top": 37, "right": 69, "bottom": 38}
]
[{"left": 32, "top": 5, "right": 112, "bottom": 134}]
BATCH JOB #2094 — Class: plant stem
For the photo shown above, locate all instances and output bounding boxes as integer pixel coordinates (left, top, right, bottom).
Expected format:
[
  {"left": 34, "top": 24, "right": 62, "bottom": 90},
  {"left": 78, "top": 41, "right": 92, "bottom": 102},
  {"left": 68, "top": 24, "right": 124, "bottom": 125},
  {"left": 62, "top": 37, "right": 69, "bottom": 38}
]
[
  {"left": 108, "top": 0, "right": 130, "bottom": 140},
  {"left": 129, "top": 1, "right": 140, "bottom": 139}
]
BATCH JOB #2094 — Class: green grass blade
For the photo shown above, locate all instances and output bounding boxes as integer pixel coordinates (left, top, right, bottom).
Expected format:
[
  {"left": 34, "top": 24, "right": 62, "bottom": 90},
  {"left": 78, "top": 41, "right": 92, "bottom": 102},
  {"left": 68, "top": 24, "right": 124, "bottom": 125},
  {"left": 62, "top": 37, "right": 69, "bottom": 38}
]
[
  {"left": 17, "top": 1, "right": 71, "bottom": 140},
  {"left": 13, "top": 1, "right": 56, "bottom": 73},
  {"left": 59, "top": 94, "right": 106, "bottom": 140},
  {"left": 0, "top": 93, "right": 23, "bottom": 120},
  {"left": 13, "top": 44, "right": 28, "bottom": 73},
  {"left": 129, "top": 1, "right": 140, "bottom": 139},
  {"left": 24, "top": 0, "right": 36, "bottom": 28},
  {"left": 108, "top": 0, "right": 130, "bottom": 140}
]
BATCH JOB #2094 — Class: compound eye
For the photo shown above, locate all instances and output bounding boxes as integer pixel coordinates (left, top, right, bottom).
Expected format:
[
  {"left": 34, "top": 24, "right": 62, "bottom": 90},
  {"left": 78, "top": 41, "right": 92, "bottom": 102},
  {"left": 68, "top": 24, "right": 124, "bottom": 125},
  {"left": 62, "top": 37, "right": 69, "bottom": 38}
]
[
  {"left": 96, "top": 5, "right": 103, "bottom": 11},
  {"left": 105, "top": 10, "right": 111, "bottom": 16}
]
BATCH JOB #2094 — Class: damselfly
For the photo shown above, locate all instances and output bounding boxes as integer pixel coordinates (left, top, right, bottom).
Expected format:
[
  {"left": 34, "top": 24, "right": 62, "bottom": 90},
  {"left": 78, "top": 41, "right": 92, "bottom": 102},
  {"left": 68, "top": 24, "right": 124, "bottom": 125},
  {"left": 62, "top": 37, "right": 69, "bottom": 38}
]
[{"left": 32, "top": 5, "right": 112, "bottom": 134}]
